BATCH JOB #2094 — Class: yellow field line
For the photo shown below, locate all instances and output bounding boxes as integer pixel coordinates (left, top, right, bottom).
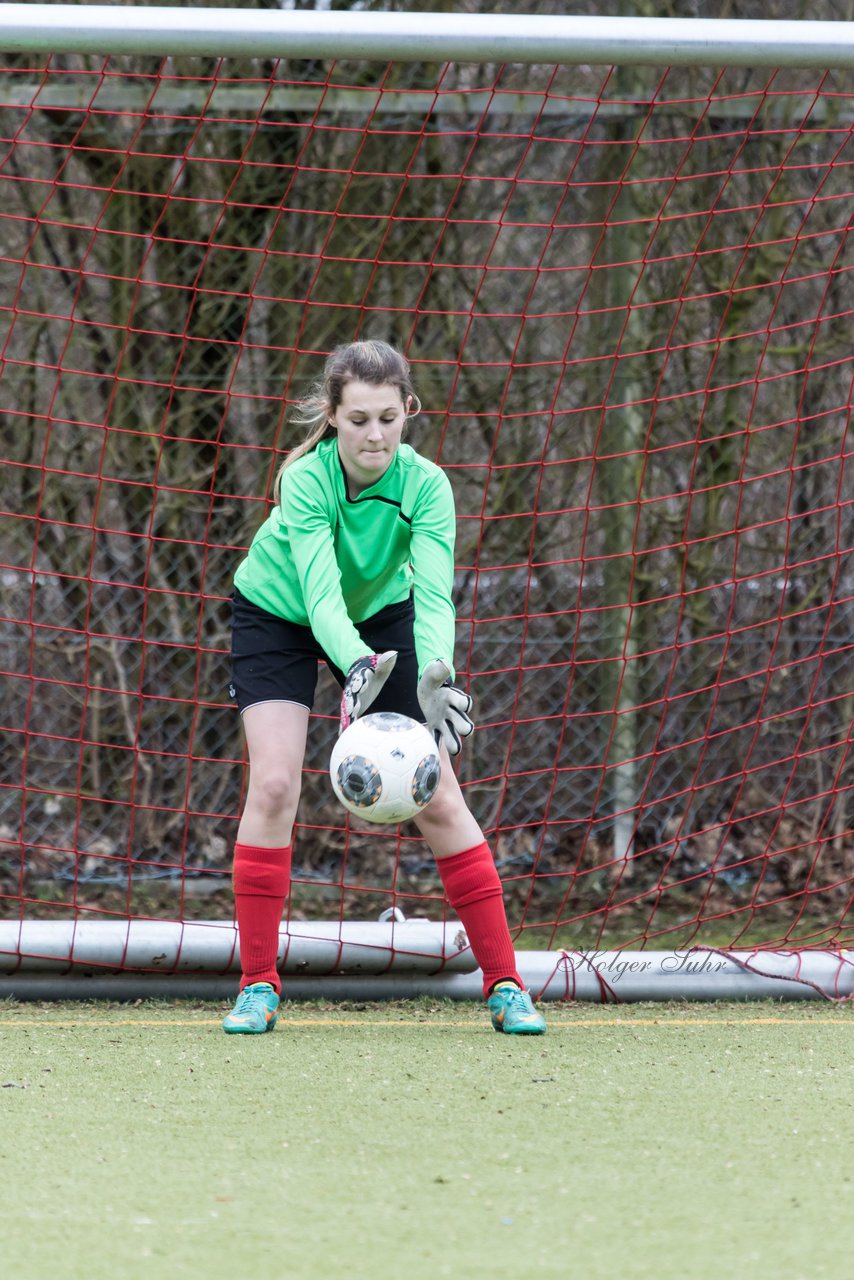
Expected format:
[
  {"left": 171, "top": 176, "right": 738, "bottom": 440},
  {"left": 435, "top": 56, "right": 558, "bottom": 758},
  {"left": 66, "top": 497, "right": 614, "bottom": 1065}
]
[{"left": 0, "top": 1016, "right": 851, "bottom": 1028}]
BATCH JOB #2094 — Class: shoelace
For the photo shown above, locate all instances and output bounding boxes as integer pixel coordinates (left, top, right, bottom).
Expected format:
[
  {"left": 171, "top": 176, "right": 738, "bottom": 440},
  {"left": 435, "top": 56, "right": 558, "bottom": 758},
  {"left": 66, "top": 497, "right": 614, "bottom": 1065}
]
[
  {"left": 234, "top": 988, "right": 266, "bottom": 1013},
  {"left": 495, "top": 985, "right": 530, "bottom": 1011}
]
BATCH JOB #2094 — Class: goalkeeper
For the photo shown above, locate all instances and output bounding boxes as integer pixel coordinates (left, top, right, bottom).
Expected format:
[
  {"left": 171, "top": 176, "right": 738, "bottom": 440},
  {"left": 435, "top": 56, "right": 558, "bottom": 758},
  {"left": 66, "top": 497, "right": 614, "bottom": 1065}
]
[{"left": 223, "top": 339, "right": 546, "bottom": 1038}]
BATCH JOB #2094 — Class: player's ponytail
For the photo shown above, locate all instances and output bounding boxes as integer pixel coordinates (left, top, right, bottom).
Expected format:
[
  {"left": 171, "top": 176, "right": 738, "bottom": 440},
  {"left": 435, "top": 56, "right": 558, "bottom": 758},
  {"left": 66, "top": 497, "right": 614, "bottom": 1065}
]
[{"left": 274, "top": 340, "right": 420, "bottom": 502}]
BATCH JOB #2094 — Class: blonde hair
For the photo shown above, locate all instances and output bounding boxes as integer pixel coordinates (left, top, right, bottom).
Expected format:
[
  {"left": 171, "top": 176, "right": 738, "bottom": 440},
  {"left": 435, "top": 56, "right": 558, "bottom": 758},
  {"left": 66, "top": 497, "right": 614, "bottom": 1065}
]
[{"left": 275, "top": 340, "right": 421, "bottom": 501}]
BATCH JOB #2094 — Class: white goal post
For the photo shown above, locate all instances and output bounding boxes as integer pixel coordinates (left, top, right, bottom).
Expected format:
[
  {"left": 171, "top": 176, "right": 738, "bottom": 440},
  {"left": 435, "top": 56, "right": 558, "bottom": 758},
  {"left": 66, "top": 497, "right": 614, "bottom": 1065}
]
[
  {"left": 2, "top": 918, "right": 853, "bottom": 1002},
  {"left": 2, "top": 5, "right": 854, "bottom": 68},
  {"left": 2, "top": 6, "right": 852, "bottom": 1002}
]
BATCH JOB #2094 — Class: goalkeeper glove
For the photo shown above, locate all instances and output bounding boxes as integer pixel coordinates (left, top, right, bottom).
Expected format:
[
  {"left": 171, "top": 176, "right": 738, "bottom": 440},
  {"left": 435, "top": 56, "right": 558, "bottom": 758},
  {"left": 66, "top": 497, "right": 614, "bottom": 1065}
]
[
  {"left": 417, "top": 659, "right": 474, "bottom": 756},
  {"left": 340, "top": 651, "right": 398, "bottom": 733}
]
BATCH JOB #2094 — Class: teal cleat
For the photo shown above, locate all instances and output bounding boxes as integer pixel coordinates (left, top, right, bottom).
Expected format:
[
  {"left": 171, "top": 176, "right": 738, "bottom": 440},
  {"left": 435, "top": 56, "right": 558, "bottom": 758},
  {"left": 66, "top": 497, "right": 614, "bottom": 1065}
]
[
  {"left": 487, "top": 982, "right": 547, "bottom": 1036},
  {"left": 222, "top": 982, "right": 280, "bottom": 1034}
]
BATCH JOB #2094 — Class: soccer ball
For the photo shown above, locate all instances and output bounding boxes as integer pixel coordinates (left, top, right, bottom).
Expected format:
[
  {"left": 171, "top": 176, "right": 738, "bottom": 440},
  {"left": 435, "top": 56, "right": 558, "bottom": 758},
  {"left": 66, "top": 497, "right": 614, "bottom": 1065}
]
[{"left": 330, "top": 711, "right": 441, "bottom": 824}]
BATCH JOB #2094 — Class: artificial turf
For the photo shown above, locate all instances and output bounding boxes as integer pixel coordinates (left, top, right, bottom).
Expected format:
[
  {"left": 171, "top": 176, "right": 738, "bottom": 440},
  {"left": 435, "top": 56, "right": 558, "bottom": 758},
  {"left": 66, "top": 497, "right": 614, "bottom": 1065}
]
[{"left": 2, "top": 999, "right": 852, "bottom": 1279}]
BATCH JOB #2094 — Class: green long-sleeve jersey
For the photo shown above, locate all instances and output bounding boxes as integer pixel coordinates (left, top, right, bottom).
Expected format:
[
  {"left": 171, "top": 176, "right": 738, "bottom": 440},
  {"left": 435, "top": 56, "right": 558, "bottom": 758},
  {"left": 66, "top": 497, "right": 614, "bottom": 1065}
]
[{"left": 234, "top": 438, "right": 457, "bottom": 679}]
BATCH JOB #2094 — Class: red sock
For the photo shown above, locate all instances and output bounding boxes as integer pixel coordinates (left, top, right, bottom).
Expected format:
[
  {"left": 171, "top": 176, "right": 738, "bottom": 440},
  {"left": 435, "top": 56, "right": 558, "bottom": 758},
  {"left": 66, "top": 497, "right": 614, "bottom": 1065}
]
[
  {"left": 436, "top": 841, "right": 523, "bottom": 997},
  {"left": 232, "top": 842, "right": 292, "bottom": 994}
]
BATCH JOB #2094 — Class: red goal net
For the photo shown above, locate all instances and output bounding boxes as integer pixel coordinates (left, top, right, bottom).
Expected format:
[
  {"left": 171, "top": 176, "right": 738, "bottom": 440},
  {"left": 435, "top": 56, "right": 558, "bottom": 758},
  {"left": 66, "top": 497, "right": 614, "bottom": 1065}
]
[{"left": 1, "top": 47, "right": 852, "bottom": 988}]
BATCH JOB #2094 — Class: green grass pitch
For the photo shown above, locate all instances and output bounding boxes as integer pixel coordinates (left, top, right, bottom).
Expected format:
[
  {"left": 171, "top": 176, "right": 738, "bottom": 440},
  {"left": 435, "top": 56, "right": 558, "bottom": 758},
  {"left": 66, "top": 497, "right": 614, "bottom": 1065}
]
[{"left": 2, "top": 999, "right": 852, "bottom": 1279}]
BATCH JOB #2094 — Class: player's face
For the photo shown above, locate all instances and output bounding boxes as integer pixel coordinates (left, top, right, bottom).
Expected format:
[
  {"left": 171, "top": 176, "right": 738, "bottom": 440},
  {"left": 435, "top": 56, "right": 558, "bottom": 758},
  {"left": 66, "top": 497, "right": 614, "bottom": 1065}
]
[{"left": 332, "top": 380, "right": 409, "bottom": 495}]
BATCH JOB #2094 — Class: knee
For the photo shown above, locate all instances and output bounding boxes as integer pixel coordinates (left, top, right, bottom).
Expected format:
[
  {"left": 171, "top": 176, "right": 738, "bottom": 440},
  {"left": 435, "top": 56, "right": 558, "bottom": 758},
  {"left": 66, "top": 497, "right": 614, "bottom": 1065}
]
[
  {"left": 247, "top": 766, "right": 301, "bottom": 821},
  {"left": 418, "top": 774, "right": 464, "bottom": 827}
]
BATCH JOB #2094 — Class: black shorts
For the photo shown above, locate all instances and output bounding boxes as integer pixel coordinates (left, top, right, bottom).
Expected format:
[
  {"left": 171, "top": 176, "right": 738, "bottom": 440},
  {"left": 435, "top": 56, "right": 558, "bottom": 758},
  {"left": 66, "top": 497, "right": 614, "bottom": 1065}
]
[{"left": 229, "top": 588, "right": 422, "bottom": 720}]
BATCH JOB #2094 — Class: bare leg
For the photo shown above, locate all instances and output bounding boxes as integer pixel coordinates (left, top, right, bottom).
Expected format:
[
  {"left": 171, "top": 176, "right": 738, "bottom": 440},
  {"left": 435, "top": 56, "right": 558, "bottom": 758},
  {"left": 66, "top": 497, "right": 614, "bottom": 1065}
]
[
  {"left": 237, "top": 700, "right": 311, "bottom": 846},
  {"left": 226, "top": 701, "right": 310, "bottom": 999},
  {"left": 412, "top": 743, "right": 484, "bottom": 856}
]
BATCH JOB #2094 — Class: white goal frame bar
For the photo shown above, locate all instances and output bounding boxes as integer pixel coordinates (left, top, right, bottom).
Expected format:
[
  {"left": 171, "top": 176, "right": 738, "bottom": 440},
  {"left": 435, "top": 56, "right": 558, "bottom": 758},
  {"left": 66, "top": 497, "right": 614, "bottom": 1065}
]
[
  {"left": 1, "top": 5, "right": 854, "bottom": 68},
  {"left": 2, "top": 921, "right": 853, "bottom": 1003}
]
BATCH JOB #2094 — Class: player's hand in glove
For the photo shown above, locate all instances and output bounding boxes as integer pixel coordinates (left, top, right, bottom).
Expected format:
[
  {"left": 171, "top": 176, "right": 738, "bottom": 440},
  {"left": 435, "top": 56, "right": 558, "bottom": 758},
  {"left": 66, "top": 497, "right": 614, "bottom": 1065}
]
[
  {"left": 340, "top": 651, "right": 398, "bottom": 733},
  {"left": 417, "top": 659, "right": 473, "bottom": 756}
]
